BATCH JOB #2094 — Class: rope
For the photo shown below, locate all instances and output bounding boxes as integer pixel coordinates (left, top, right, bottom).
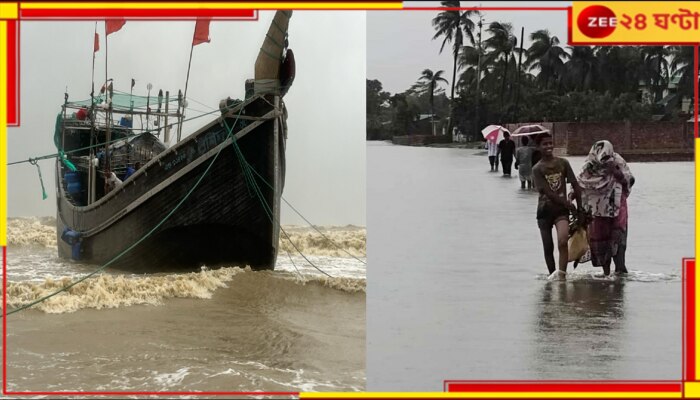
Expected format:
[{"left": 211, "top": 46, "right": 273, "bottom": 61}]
[
  {"left": 28, "top": 159, "right": 48, "bottom": 200},
  {"left": 286, "top": 249, "right": 305, "bottom": 282},
  {"left": 271, "top": 19, "right": 286, "bottom": 35},
  {"left": 259, "top": 46, "right": 281, "bottom": 61},
  {"left": 223, "top": 118, "right": 333, "bottom": 278},
  {"left": 264, "top": 33, "right": 284, "bottom": 50},
  {"left": 248, "top": 166, "right": 366, "bottom": 263},
  {"left": 3, "top": 104, "right": 247, "bottom": 317}
]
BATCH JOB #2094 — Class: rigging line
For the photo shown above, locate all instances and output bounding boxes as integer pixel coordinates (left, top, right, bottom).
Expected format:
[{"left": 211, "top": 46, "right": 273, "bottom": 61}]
[
  {"left": 248, "top": 166, "right": 366, "bottom": 263},
  {"left": 286, "top": 249, "right": 306, "bottom": 282},
  {"left": 8, "top": 99, "right": 244, "bottom": 167},
  {"left": 3, "top": 105, "right": 247, "bottom": 317},
  {"left": 224, "top": 119, "right": 333, "bottom": 278},
  {"left": 186, "top": 96, "right": 218, "bottom": 111}
]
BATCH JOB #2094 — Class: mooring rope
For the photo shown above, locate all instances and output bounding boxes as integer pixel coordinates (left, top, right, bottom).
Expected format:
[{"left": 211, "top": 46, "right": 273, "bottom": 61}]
[
  {"left": 223, "top": 118, "right": 334, "bottom": 279},
  {"left": 248, "top": 166, "right": 366, "bottom": 263}
]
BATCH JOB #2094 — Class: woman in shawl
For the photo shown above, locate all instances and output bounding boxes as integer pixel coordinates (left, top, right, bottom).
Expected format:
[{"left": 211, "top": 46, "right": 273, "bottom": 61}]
[{"left": 577, "top": 140, "right": 635, "bottom": 276}]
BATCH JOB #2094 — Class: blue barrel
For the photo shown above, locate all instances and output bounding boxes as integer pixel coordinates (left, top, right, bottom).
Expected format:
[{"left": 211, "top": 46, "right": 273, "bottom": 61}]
[{"left": 64, "top": 171, "right": 82, "bottom": 196}]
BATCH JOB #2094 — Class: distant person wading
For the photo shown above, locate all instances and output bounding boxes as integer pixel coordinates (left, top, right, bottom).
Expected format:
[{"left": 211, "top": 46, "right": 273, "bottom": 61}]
[{"left": 498, "top": 132, "right": 516, "bottom": 177}]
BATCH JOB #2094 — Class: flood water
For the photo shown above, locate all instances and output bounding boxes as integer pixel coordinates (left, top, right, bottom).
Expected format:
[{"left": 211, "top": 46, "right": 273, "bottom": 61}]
[
  {"left": 4, "top": 220, "right": 366, "bottom": 393},
  {"left": 367, "top": 141, "right": 689, "bottom": 391}
]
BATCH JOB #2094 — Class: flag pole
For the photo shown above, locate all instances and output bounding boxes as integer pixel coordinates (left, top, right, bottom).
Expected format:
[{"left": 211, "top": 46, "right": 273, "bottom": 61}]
[
  {"left": 104, "top": 21, "right": 111, "bottom": 171},
  {"left": 89, "top": 22, "right": 98, "bottom": 205},
  {"left": 91, "top": 22, "right": 97, "bottom": 101},
  {"left": 179, "top": 41, "right": 194, "bottom": 142}
]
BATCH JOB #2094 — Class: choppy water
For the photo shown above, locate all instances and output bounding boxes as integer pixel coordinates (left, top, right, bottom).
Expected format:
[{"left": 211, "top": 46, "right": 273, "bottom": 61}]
[
  {"left": 4, "top": 217, "right": 366, "bottom": 392},
  {"left": 367, "top": 142, "right": 689, "bottom": 390}
]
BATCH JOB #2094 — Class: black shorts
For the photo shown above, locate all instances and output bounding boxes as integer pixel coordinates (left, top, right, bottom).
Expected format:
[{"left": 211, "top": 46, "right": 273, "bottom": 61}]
[{"left": 537, "top": 205, "right": 569, "bottom": 229}]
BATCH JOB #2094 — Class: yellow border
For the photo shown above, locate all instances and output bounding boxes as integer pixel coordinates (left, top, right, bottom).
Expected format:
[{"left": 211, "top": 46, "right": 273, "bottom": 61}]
[
  {"left": 696, "top": 139, "right": 700, "bottom": 381},
  {"left": 21, "top": 2, "right": 402, "bottom": 10},
  {"left": 0, "top": 2, "right": 18, "bottom": 19},
  {"left": 300, "top": 392, "right": 680, "bottom": 399},
  {"left": 687, "top": 382, "right": 700, "bottom": 398},
  {"left": 0, "top": 21, "right": 7, "bottom": 247}
]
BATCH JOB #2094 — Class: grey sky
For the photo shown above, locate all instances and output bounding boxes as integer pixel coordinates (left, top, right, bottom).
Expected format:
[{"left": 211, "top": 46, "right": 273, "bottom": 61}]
[
  {"left": 9, "top": 12, "right": 366, "bottom": 226},
  {"left": 369, "top": 1, "right": 571, "bottom": 94}
]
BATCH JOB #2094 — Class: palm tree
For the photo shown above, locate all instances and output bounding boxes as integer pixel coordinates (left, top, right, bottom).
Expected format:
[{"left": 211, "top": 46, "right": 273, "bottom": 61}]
[
  {"left": 669, "top": 46, "right": 696, "bottom": 112},
  {"left": 432, "top": 1, "right": 477, "bottom": 134},
  {"left": 483, "top": 21, "right": 517, "bottom": 116},
  {"left": 412, "top": 69, "right": 449, "bottom": 135},
  {"left": 641, "top": 46, "right": 670, "bottom": 103},
  {"left": 595, "top": 46, "right": 644, "bottom": 96},
  {"left": 525, "top": 29, "right": 568, "bottom": 90},
  {"left": 565, "top": 46, "right": 598, "bottom": 91}
]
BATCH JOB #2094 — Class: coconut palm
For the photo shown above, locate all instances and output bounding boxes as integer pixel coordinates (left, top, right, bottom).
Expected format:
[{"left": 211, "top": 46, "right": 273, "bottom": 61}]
[
  {"left": 595, "top": 46, "right": 644, "bottom": 96},
  {"left": 641, "top": 46, "right": 670, "bottom": 103},
  {"left": 565, "top": 46, "right": 598, "bottom": 91},
  {"left": 525, "top": 29, "right": 568, "bottom": 90},
  {"left": 669, "top": 46, "right": 695, "bottom": 107},
  {"left": 412, "top": 69, "right": 449, "bottom": 135},
  {"left": 432, "top": 1, "right": 477, "bottom": 134},
  {"left": 482, "top": 21, "right": 517, "bottom": 113}
]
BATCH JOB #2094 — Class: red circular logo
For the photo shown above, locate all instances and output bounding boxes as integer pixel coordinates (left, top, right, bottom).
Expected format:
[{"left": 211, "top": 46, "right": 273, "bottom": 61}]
[{"left": 577, "top": 5, "right": 617, "bottom": 38}]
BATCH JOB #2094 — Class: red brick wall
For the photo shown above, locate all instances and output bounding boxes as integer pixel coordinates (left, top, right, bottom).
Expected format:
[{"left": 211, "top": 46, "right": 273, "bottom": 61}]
[{"left": 566, "top": 121, "right": 693, "bottom": 155}]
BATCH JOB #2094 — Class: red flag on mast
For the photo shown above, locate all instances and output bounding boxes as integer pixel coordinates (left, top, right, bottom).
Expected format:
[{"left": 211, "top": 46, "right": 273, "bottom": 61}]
[
  {"left": 94, "top": 32, "right": 99, "bottom": 52},
  {"left": 106, "top": 19, "right": 126, "bottom": 36},
  {"left": 192, "top": 18, "right": 211, "bottom": 46}
]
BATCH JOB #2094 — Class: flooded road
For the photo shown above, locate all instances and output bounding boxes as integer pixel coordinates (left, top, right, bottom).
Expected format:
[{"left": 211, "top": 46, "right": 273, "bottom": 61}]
[{"left": 367, "top": 142, "right": 689, "bottom": 390}]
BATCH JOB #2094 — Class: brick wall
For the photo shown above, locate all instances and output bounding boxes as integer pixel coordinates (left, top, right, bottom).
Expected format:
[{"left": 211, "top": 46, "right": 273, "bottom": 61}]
[
  {"left": 392, "top": 135, "right": 452, "bottom": 146},
  {"left": 566, "top": 121, "right": 693, "bottom": 156}
]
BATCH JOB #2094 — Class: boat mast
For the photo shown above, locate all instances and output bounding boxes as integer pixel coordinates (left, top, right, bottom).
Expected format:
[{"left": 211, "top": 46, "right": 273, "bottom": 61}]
[
  {"left": 178, "top": 41, "right": 195, "bottom": 143},
  {"left": 104, "top": 22, "right": 111, "bottom": 172},
  {"left": 88, "top": 22, "right": 98, "bottom": 205}
]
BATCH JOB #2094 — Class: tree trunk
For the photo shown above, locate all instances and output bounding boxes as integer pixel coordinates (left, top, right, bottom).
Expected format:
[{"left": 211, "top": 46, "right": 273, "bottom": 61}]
[
  {"left": 430, "top": 84, "right": 436, "bottom": 136},
  {"left": 448, "top": 52, "right": 458, "bottom": 139},
  {"left": 500, "top": 54, "right": 508, "bottom": 122}
]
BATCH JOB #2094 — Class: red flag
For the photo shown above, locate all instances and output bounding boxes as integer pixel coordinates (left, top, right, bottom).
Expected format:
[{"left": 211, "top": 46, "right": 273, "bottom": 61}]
[
  {"left": 192, "top": 18, "right": 211, "bottom": 46},
  {"left": 106, "top": 19, "right": 126, "bottom": 36},
  {"left": 94, "top": 32, "right": 99, "bottom": 52}
]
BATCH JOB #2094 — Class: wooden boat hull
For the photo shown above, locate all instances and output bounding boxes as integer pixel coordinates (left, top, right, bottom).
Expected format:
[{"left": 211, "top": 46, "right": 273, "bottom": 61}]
[{"left": 56, "top": 95, "right": 285, "bottom": 272}]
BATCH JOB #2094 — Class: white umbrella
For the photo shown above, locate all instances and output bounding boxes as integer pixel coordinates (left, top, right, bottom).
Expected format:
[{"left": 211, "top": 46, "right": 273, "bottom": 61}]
[
  {"left": 481, "top": 125, "right": 509, "bottom": 143},
  {"left": 512, "top": 124, "right": 549, "bottom": 137}
]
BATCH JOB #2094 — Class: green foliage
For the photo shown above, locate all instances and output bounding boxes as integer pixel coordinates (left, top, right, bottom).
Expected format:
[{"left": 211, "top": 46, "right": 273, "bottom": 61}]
[{"left": 366, "top": 6, "right": 698, "bottom": 140}]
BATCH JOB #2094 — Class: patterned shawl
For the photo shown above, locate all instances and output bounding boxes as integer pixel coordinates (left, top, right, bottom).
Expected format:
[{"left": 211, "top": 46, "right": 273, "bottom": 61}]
[{"left": 577, "top": 140, "right": 634, "bottom": 218}]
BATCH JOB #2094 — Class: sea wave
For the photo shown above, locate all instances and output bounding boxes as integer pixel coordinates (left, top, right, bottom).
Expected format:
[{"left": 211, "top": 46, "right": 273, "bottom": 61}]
[
  {"left": 8, "top": 217, "right": 366, "bottom": 258},
  {"left": 8, "top": 217, "right": 57, "bottom": 248},
  {"left": 3, "top": 267, "right": 365, "bottom": 314}
]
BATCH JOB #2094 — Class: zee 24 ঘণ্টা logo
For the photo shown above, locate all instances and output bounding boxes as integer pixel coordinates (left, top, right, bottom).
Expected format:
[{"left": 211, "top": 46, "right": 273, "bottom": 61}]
[{"left": 577, "top": 4, "right": 700, "bottom": 40}]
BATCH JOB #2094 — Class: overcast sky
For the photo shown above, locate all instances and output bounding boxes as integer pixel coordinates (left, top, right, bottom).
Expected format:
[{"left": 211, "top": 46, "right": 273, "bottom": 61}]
[
  {"left": 370, "top": 1, "right": 571, "bottom": 94},
  {"left": 9, "top": 12, "right": 366, "bottom": 226}
]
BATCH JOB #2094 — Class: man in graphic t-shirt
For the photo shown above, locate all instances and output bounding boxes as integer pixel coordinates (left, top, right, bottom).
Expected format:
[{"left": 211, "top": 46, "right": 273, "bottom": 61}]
[{"left": 532, "top": 132, "right": 582, "bottom": 281}]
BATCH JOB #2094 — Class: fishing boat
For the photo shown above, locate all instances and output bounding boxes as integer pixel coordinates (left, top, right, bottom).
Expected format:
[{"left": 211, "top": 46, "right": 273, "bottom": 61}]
[{"left": 55, "top": 11, "right": 295, "bottom": 272}]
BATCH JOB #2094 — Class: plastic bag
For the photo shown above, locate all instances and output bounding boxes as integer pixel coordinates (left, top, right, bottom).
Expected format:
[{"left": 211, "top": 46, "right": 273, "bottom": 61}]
[{"left": 568, "top": 227, "right": 589, "bottom": 263}]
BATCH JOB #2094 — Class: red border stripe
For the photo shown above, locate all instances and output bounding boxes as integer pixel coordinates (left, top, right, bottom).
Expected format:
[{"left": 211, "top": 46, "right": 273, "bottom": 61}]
[
  {"left": 687, "top": 259, "right": 696, "bottom": 381},
  {"left": 6, "top": 20, "right": 18, "bottom": 126},
  {"left": 446, "top": 383, "right": 683, "bottom": 393},
  {"left": 21, "top": 8, "right": 256, "bottom": 19}
]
